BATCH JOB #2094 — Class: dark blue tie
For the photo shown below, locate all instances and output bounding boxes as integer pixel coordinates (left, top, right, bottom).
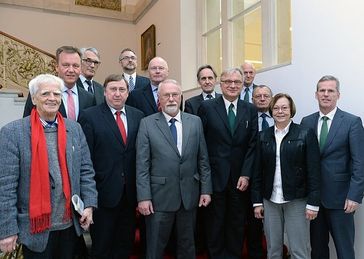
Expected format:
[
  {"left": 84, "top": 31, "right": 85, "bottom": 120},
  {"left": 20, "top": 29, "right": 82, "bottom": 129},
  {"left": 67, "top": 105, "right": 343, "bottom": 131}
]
[
  {"left": 169, "top": 118, "right": 177, "bottom": 145},
  {"left": 85, "top": 80, "right": 93, "bottom": 93},
  {"left": 261, "top": 113, "right": 269, "bottom": 130}
]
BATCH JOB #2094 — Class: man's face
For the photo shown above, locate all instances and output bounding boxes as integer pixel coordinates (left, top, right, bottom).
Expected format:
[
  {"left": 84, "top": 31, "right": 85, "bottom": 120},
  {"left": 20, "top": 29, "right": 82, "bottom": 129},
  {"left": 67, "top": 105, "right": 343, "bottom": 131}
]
[
  {"left": 158, "top": 82, "right": 181, "bottom": 117},
  {"left": 198, "top": 68, "right": 216, "bottom": 94},
  {"left": 119, "top": 50, "right": 137, "bottom": 74},
  {"left": 81, "top": 50, "right": 100, "bottom": 79},
  {"left": 148, "top": 58, "right": 169, "bottom": 86},
  {"left": 252, "top": 87, "right": 272, "bottom": 112},
  {"left": 242, "top": 63, "right": 256, "bottom": 86},
  {"left": 104, "top": 80, "right": 129, "bottom": 111},
  {"left": 32, "top": 82, "right": 62, "bottom": 119},
  {"left": 56, "top": 52, "right": 81, "bottom": 89},
  {"left": 220, "top": 71, "right": 243, "bottom": 102},
  {"left": 315, "top": 80, "right": 340, "bottom": 114}
]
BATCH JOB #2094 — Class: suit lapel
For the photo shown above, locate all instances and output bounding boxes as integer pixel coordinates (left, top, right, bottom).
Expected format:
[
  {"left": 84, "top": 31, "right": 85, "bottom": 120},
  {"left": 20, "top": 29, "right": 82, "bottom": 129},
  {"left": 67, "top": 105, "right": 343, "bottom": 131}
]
[
  {"left": 65, "top": 122, "right": 74, "bottom": 177},
  {"left": 155, "top": 113, "right": 180, "bottom": 156},
  {"left": 234, "top": 100, "right": 246, "bottom": 134},
  {"left": 143, "top": 85, "right": 158, "bottom": 112},
  {"left": 181, "top": 113, "right": 191, "bottom": 156},
  {"left": 214, "top": 97, "right": 231, "bottom": 134},
  {"left": 125, "top": 106, "right": 137, "bottom": 146},
  {"left": 324, "top": 109, "right": 344, "bottom": 151}
]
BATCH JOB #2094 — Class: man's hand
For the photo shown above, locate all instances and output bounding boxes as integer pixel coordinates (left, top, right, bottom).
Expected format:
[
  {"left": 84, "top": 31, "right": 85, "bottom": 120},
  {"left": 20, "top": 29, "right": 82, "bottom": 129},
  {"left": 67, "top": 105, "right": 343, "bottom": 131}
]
[
  {"left": 306, "top": 209, "right": 318, "bottom": 220},
  {"left": 80, "top": 207, "right": 93, "bottom": 231},
  {"left": 199, "top": 194, "right": 211, "bottom": 207},
  {"left": 344, "top": 199, "right": 359, "bottom": 213},
  {"left": 138, "top": 200, "right": 154, "bottom": 216},
  {"left": 237, "top": 176, "right": 249, "bottom": 191},
  {"left": 254, "top": 206, "right": 264, "bottom": 219},
  {"left": 0, "top": 235, "right": 18, "bottom": 253}
]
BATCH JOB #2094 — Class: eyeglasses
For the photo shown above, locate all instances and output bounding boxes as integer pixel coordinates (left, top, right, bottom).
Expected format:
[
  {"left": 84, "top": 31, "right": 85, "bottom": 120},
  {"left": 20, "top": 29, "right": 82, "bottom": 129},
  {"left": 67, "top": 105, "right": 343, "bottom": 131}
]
[
  {"left": 82, "top": 58, "right": 101, "bottom": 66},
  {"left": 161, "top": 93, "right": 180, "bottom": 99},
  {"left": 150, "top": 66, "right": 166, "bottom": 72},
  {"left": 253, "top": 94, "right": 271, "bottom": 99},
  {"left": 220, "top": 80, "right": 242, "bottom": 85},
  {"left": 120, "top": 56, "right": 137, "bottom": 61},
  {"left": 272, "top": 106, "right": 290, "bottom": 112}
]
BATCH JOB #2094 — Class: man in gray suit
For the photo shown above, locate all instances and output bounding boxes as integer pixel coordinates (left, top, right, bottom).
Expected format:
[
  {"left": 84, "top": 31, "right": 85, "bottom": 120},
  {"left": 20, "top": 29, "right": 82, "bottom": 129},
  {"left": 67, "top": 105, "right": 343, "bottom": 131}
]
[
  {"left": 0, "top": 74, "right": 97, "bottom": 258},
  {"left": 301, "top": 75, "right": 364, "bottom": 259},
  {"left": 136, "top": 79, "right": 212, "bottom": 259}
]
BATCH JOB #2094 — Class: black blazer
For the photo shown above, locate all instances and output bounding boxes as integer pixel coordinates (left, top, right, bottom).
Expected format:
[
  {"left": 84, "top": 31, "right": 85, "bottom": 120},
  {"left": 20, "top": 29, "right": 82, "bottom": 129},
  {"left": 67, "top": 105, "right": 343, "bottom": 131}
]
[
  {"left": 251, "top": 123, "right": 321, "bottom": 206},
  {"left": 23, "top": 85, "right": 95, "bottom": 120},
  {"left": 198, "top": 96, "right": 258, "bottom": 192},
  {"left": 135, "top": 75, "right": 150, "bottom": 90},
  {"left": 184, "top": 93, "right": 222, "bottom": 115},
  {"left": 79, "top": 102, "right": 144, "bottom": 207},
  {"left": 76, "top": 78, "right": 104, "bottom": 105},
  {"left": 126, "top": 83, "right": 158, "bottom": 116}
]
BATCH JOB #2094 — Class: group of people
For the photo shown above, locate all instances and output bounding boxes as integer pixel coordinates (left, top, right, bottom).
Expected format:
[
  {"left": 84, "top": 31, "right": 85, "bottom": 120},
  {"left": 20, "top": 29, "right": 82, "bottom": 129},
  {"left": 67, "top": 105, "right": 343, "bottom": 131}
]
[{"left": 0, "top": 44, "right": 363, "bottom": 259}]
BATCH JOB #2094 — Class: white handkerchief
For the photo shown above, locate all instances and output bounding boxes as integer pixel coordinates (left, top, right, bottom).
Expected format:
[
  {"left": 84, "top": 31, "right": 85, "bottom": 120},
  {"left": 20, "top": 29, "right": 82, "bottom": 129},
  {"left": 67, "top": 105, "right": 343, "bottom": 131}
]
[{"left": 72, "top": 194, "right": 84, "bottom": 215}]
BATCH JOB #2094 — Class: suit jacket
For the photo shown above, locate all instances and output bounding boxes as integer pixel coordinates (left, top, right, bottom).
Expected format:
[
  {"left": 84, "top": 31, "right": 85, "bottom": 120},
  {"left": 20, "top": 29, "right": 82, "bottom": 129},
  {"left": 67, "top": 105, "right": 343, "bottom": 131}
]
[
  {"left": 0, "top": 117, "right": 97, "bottom": 252},
  {"left": 76, "top": 78, "right": 104, "bottom": 105},
  {"left": 184, "top": 93, "right": 222, "bottom": 115},
  {"left": 23, "top": 85, "right": 96, "bottom": 120},
  {"left": 79, "top": 103, "right": 144, "bottom": 207},
  {"left": 126, "top": 83, "right": 158, "bottom": 116},
  {"left": 251, "top": 123, "right": 320, "bottom": 206},
  {"left": 198, "top": 96, "right": 258, "bottom": 192},
  {"left": 136, "top": 112, "right": 212, "bottom": 212},
  {"left": 301, "top": 108, "right": 364, "bottom": 209},
  {"left": 135, "top": 75, "right": 150, "bottom": 90}
]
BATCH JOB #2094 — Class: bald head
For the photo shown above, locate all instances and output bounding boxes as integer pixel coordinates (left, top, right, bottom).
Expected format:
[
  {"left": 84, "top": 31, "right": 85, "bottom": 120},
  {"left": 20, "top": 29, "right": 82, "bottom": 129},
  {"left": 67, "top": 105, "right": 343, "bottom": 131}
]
[
  {"left": 148, "top": 57, "right": 169, "bottom": 86},
  {"left": 241, "top": 62, "right": 256, "bottom": 87}
]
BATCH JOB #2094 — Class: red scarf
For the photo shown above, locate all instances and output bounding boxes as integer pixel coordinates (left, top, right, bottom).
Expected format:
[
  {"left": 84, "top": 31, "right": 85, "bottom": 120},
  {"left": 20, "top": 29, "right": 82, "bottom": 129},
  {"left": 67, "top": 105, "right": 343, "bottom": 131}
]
[{"left": 30, "top": 108, "right": 71, "bottom": 234}]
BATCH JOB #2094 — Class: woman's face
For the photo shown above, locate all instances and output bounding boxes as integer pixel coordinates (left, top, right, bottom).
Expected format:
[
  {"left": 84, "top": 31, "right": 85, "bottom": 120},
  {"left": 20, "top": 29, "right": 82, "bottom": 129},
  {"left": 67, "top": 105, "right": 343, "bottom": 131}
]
[{"left": 272, "top": 97, "right": 291, "bottom": 127}]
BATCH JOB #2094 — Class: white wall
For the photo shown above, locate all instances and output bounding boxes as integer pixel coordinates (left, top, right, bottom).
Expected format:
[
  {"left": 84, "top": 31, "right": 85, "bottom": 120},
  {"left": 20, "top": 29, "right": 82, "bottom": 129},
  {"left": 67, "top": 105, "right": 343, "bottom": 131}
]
[
  {"left": 0, "top": 4, "right": 136, "bottom": 83},
  {"left": 256, "top": 1, "right": 364, "bottom": 257}
]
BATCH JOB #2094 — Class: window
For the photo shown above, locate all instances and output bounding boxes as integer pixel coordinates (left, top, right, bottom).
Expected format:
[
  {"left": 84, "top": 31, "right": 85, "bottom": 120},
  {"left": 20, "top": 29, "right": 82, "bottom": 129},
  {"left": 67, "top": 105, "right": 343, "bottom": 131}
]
[{"left": 200, "top": 0, "right": 291, "bottom": 74}]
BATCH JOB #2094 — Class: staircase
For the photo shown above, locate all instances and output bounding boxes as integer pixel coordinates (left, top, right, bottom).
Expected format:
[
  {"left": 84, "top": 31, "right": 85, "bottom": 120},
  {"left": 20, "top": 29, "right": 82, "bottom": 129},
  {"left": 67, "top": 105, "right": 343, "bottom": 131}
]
[{"left": 0, "top": 89, "right": 25, "bottom": 129}]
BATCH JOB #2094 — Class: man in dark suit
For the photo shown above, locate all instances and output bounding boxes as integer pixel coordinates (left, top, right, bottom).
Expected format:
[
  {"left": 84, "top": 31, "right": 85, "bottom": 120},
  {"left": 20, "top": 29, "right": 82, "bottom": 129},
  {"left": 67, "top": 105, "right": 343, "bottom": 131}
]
[
  {"left": 126, "top": 56, "right": 168, "bottom": 116},
  {"left": 301, "top": 75, "right": 364, "bottom": 259},
  {"left": 23, "top": 46, "right": 95, "bottom": 120},
  {"left": 240, "top": 62, "right": 258, "bottom": 102},
  {"left": 79, "top": 74, "right": 144, "bottom": 258},
  {"left": 77, "top": 47, "right": 104, "bottom": 105},
  {"left": 198, "top": 67, "right": 258, "bottom": 259},
  {"left": 119, "top": 48, "right": 149, "bottom": 91},
  {"left": 136, "top": 79, "right": 212, "bottom": 259},
  {"left": 184, "top": 64, "right": 221, "bottom": 115}
]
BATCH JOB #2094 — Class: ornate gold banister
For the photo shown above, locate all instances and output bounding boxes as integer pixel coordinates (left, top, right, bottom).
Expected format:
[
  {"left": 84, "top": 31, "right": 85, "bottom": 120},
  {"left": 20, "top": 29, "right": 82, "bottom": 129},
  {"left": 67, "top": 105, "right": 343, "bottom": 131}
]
[{"left": 0, "top": 31, "right": 56, "bottom": 96}]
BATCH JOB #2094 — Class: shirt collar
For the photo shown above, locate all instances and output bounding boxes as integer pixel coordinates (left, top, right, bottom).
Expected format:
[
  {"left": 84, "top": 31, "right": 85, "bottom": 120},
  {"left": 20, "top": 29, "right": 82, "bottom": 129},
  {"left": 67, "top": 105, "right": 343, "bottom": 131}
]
[
  {"left": 274, "top": 120, "right": 292, "bottom": 135},
  {"left": 79, "top": 74, "right": 92, "bottom": 84},
  {"left": 123, "top": 72, "right": 136, "bottom": 81},
  {"left": 319, "top": 107, "right": 337, "bottom": 121},
  {"left": 108, "top": 104, "right": 126, "bottom": 115},
  {"left": 202, "top": 91, "right": 216, "bottom": 99},
  {"left": 40, "top": 117, "right": 58, "bottom": 128},
  {"left": 222, "top": 96, "right": 238, "bottom": 111},
  {"left": 258, "top": 111, "right": 271, "bottom": 118},
  {"left": 62, "top": 84, "right": 78, "bottom": 95},
  {"left": 163, "top": 111, "right": 182, "bottom": 123}
]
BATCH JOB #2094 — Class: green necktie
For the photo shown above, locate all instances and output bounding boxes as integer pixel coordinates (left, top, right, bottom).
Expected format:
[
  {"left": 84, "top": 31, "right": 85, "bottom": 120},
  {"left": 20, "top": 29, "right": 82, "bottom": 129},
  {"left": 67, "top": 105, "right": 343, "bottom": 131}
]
[
  {"left": 319, "top": 116, "right": 329, "bottom": 151},
  {"left": 244, "top": 88, "right": 250, "bottom": 102},
  {"left": 228, "top": 103, "right": 236, "bottom": 135}
]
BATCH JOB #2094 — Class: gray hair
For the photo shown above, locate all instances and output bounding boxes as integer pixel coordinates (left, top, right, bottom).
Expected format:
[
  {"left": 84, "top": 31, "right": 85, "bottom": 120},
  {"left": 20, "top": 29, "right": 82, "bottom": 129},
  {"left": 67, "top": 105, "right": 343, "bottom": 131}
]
[
  {"left": 253, "top": 85, "right": 273, "bottom": 97},
  {"left": 80, "top": 47, "right": 100, "bottom": 59},
  {"left": 158, "top": 79, "right": 182, "bottom": 94},
  {"left": 220, "top": 67, "right": 243, "bottom": 78},
  {"left": 316, "top": 75, "right": 340, "bottom": 92},
  {"left": 29, "top": 74, "right": 63, "bottom": 96}
]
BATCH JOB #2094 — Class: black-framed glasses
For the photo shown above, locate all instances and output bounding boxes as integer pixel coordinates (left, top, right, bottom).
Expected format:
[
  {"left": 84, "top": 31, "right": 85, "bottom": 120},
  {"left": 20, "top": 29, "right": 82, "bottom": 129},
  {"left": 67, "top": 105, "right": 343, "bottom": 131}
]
[
  {"left": 82, "top": 58, "right": 101, "bottom": 66},
  {"left": 120, "top": 56, "right": 137, "bottom": 61}
]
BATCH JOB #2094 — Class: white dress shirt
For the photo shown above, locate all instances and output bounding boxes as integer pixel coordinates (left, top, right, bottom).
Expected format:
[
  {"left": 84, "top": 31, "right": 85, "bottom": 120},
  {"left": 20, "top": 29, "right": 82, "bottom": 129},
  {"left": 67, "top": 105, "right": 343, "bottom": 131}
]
[
  {"left": 62, "top": 84, "right": 80, "bottom": 119},
  {"left": 163, "top": 111, "right": 183, "bottom": 155}
]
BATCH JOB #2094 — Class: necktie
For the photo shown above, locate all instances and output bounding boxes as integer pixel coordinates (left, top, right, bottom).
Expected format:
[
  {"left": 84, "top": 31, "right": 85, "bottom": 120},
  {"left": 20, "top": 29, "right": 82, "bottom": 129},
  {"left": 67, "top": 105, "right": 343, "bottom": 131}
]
[
  {"left": 261, "top": 113, "right": 269, "bottom": 130},
  {"left": 128, "top": 76, "right": 135, "bottom": 91},
  {"left": 85, "top": 80, "right": 93, "bottom": 93},
  {"left": 115, "top": 111, "right": 127, "bottom": 144},
  {"left": 243, "top": 88, "right": 250, "bottom": 102},
  {"left": 206, "top": 94, "right": 213, "bottom": 99},
  {"left": 169, "top": 118, "right": 177, "bottom": 145},
  {"left": 319, "top": 116, "right": 329, "bottom": 151},
  {"left": 67, "top": 89, "right": 76, "bottom": 120},
  {"left": 228, "top": 103, "right": 236, "bottom": 135}
]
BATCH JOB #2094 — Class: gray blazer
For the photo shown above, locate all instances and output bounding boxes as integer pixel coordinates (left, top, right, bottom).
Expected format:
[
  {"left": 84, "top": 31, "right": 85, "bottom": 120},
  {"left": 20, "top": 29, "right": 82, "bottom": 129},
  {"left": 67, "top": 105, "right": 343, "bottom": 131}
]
[
  {"left": 136, "top": 112, "right": 212, "bottom": 212},
  {"left": 301, "top": 108, "right": 364, "bottom": 208},
  {"left": 0, "top": 117, "right": 98, "bottom": 252}
]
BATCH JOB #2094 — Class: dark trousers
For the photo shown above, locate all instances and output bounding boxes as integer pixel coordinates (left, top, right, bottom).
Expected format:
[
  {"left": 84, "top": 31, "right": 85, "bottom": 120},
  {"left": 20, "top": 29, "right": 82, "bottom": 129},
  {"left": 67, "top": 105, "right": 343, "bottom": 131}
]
[
  {"left": 310, "top": 205, "right": 355, "bottom": 259},
  {"left": 205, "top": 184, "right": 249, "bottom": 259},
  {"left": 245, "top": 200, "right": 265, "bottom": 259},
  {"left": 23, "top": 226, "right": 78, "bottom": 259},
  {"left": 90, "top": 193, "right": 136, "bottom": 259}
]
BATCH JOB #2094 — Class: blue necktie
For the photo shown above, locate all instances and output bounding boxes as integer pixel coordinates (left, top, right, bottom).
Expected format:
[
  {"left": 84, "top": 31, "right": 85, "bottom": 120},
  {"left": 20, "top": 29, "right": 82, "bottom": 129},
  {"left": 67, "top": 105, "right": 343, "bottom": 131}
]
[
  {"left": 85, "top": 80, "right": 93, "bottom": 93},
  {"left": 169, "top": 118, "right": 177, "bottom": 145},
  {"left": 261, "top": 113, "right": 269, "bottom": 130}
]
